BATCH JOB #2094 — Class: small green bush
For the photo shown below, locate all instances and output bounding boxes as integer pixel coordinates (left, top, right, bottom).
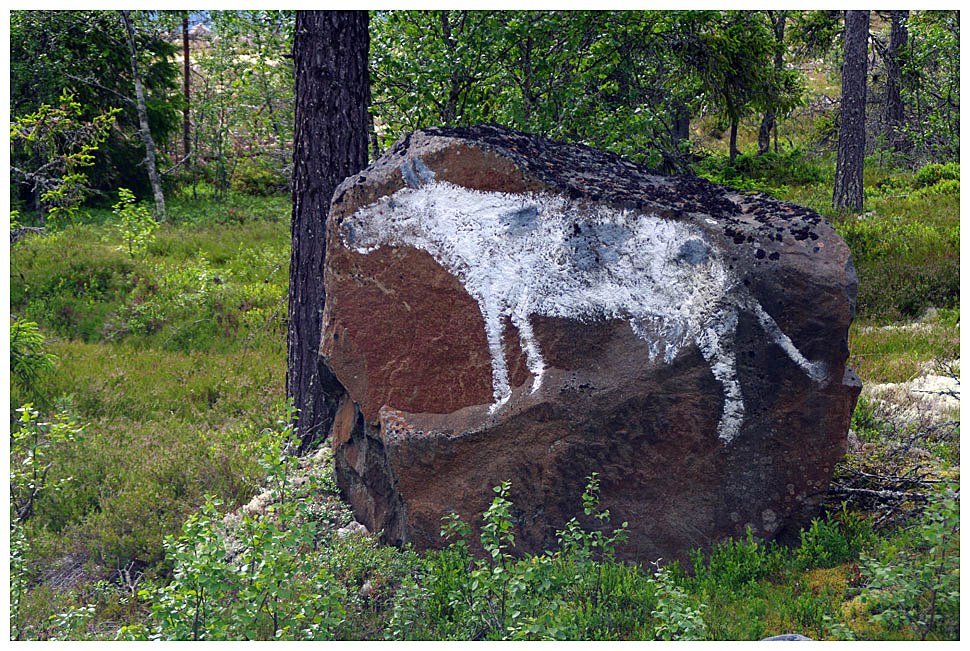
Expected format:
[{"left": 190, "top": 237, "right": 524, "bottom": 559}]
[
  {"left": 796, "top": 508, "right": 874, "bottom": 570},
  {"left": 834, "top": 212, "right": 960, "bottom": 321},
  {"left": 9, "top": 318, "right": 58, "bottom": 404},
  {"left": 692, "top": 148, "right": 826, "bottom": 196},
  {"left": 230, "top": 158, "right": 289, "bottom": 197},
  {"left": 10, "top": 404, "right": 84, "bottom": 526},
  {"left": 112, "top": 188, "right": 158, "bottom": 257},
  {"left": 650, "top": 563, "right": 707, "bottom": 641},
  {"left": 124, "top": 413, "right": 351, "bottom": 641},
  {"left": 858, "top": 485, "right": 960, "bottom": 640},
  {"left": 911, "top": 178, "right": 959, "bottom": 198},
  {"left": 912, "top": 162, "right": 959, "bottom": 188},
  {"left": 388, "top": 475, "right": 662, "bottom": 641},
  {"left": 691, "top": 529, "right": 784, "bottom": 592}
]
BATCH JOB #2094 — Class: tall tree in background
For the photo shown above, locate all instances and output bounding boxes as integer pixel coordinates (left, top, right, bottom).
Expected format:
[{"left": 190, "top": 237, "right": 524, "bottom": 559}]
[
  {"left": 883, "top": 10, "right": 909, "bottom": 152},
  {"left": 758, "top": 10, "right": 788, "bottom": 155},
  {"left": 181, "top": 12, "right": 192, "bottom": 174},
  {"left": 833, "top": 10, "right": 869, "bottom": 211},
  {"left": 121, "top": 10, "right": 167, "bottom": 219},
  {"left": 288, "top": 10, "right": 370, "bottom": 450}
]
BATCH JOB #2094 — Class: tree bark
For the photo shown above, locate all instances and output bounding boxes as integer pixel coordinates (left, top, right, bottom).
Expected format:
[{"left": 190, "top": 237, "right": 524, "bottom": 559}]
[
  {"left": 288, "top": 10, "right": 370, "bottom": 450},
  {"left": 120, "top": 10, "right": 166, "bottom": 220},
  {"left": 182, "top": 12, "right": 191, "bottom": 168},
  {"left": 729, "top": 116, "right": 739, "bottom": 163},
  {"left": 758, "top": 11, "right": 787, "bottom": 156},
  {"left": 833, "top": 10, "right": 869, "bottom": 212},
  {"left": 884, "top": 10, "right": 909, "bottom": 152}
]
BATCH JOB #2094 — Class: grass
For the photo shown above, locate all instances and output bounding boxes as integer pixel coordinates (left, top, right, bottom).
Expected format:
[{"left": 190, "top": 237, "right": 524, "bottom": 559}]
[
  {"left": 848, "top": 308, "right": 960, "bottom": 384},
  {"left": 10, "top": 193, "right": 292, "bottom": 637}
]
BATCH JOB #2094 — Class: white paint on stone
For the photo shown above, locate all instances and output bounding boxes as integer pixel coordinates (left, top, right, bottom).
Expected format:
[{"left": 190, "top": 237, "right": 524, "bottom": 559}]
[{"left": 341, "top": 173, "right": 827, "bottom": 442}]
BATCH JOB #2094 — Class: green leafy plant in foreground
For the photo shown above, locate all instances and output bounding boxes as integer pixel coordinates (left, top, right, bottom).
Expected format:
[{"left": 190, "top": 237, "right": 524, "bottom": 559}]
[
  {"left": 388, "top": 474, "right": 675, "bottom": 641},
  {"left": 9, "top": 318, "right": 57, "bottom": 402},
  {"left": 10, "top": 404, "right": 83, "bottom": 526},
  {"left": 112, "top": 188, "right": 158, "bottom": 257},
  {"left": 859, "top": 484, "right": 960, "bottom": 640},
  {"left": 797, "top": 507, "right": 874, "bottom": 570},
  {"left": 650, "top": 562, "right": 707, "bottom": 641},
  {"left": 9, "top": 403, "right": 84, "bottom": 640},
  {"left": 118, "top": 408, "right": 350, "bottom": 641}
]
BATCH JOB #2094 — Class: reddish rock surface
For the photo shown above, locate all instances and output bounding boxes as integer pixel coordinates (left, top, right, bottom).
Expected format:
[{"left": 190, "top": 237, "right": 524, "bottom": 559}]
[{"left": 321, "top": 124, "right": 861, "bottom": 563}]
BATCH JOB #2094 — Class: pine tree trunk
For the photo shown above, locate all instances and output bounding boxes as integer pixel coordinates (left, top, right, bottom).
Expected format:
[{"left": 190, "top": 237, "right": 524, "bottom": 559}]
[
  {"left": 120, "top": 10, "right": 166, "bottom": 220},
  {"left": 758, "top": 12, "right": 787, "bottom": 156},
  {"left": 833, "top": 10, "right": 869, "bottom": 212},
  {"left": 758, "top": 11, "right": 788, "bottom": 156},
  {"left": 884, "top": 10, "right": 909, "bottom": 152},
  {"left": 729, "top": 117, "right": 739, "bottom": 163},
  {"left": 288, "top": 10, "right": 370, "bottom": 450},
  {"left": 758, "top": 108, "right": 776, "bottom": 156}
]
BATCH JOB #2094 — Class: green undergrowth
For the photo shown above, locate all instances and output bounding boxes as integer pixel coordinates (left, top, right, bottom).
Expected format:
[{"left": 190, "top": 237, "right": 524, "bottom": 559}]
[
  {"left": 848, "top": 307, "right": 959, "bottom": 384},
  {"left": 9, "top": 195, "right": 292, "bottom": 639},
  {"left": 776, "top": 160, "right": 960, "bottom": 323},
  {"left": 19, "top": 455, "right": 957, "bottom": 641},
  {"left": 11, "top": 219, "right": 290, "bottom": 355}
]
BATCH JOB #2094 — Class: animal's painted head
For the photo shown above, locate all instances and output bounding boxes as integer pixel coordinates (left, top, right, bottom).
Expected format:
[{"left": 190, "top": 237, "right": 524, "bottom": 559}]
[{"left": 340, "top": 182, "right": 549, "bottom": 256}]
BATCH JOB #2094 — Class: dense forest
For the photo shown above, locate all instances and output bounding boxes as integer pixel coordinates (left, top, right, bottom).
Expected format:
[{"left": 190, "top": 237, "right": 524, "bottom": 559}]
[{"left": 8, "top": 10, "right": 960, "bottom": 640}]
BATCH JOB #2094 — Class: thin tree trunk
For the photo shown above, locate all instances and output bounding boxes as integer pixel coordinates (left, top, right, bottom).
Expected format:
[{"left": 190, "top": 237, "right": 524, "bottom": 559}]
[
  {"left": 833, "top": 10, "right": 869, "bottom": 212},
  {"left": 759, "top": 12, "right": 787, "bottom": 156},
  {"left": 440, "top": 11, "right": 462, "bottom": 125},
  {"left": 182, "top": 12, "right": 192, "bottom": 172},
  {"left": 884, "top": 10, "right": 909, "bottom": 152},
  {"left": 120, "top": 10, "right": 166, "bottom": 220},
  {"left": 729, "top": 117, "right": 739, "bottom": 163},
  {"left": 758, "top": 107, "right": 776, "bottom": 156},
  {"left": 288, "top": 10, "right": 370, "bottom": 450}
]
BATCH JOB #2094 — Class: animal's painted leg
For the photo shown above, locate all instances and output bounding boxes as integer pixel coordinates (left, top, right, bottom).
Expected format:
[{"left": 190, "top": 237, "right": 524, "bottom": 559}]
[
  {"left": 746, "top": 299, "right": 827, "bottom": 383},
  {"left": 696, "top": 309, "right": 745, "bottom": 443},
  {"left": 483, "top": 303, "right": 513, "bottom": 413},
  {"left": 510, "top": 308, "right": 546, "bottom": 393}
]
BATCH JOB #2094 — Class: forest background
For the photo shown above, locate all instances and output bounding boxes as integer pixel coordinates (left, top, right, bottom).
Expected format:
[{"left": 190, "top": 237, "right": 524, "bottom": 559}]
[{"left": 7, "top": 8, "right": 961, "bottom": 641}]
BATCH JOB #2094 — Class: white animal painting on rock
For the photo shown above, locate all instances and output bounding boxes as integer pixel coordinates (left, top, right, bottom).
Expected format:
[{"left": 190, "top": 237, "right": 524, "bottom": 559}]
[{"left": 340, "top": 160, "right": 827, "bottom": 443}]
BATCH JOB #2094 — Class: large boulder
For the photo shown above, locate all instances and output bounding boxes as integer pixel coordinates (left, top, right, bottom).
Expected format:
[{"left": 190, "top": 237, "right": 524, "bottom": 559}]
[{"left": 321, "top": 124, "right": 860, "bottom": 564}]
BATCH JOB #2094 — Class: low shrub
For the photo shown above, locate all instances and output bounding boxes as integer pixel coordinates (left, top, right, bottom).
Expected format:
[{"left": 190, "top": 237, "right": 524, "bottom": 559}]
[
  {"left": 796, "top": 508, "right": 874, "bottom": 570},
  {"left": 857, "top": 485, "right": 960, "bottom": 640},
  {"left": 912, "top": 162, "right": 959, "bottom": 188},
  {"left": 388, "top": 475, "right": 674, "bottom": 641},
  {"left": 120, "top": 414, "right": 353, "bottom": 641},
  {"left": 834, "top": 212, "right": 959, "bottom": 321},
  {"left": 112, "top": 188, "right": 159, "bottom": 257},
  {"left": 692, "top": 147, "right": 826, "bottom": 196},
  {"left": 691, "top": 529, "right": 785, "bottom": 593},
  {"left": 231, "top": 157, "right": 289, "bottom": 197},
  {"left": 910, "top": 178, "right": 959, "bottom": 199}
]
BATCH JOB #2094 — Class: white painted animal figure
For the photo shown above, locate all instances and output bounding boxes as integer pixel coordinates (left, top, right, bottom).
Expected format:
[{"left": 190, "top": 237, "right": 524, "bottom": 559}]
[{"left": 340, "top": 163, "right": 826, "bottom": 442}]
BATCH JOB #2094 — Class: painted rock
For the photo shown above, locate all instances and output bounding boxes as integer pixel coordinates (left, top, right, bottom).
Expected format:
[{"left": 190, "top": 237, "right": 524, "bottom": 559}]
[{"left": 322, "top": 124, "right": 861, "bottom": 564}]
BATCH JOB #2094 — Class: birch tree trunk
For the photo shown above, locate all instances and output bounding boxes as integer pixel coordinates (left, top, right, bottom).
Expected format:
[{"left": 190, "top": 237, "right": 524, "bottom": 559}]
[
  {"left": 182, "top": 12, "right": 192, "bottom": 170},
  {"left": 120, "top": 10, "right": 166, "bottom": 220}
]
